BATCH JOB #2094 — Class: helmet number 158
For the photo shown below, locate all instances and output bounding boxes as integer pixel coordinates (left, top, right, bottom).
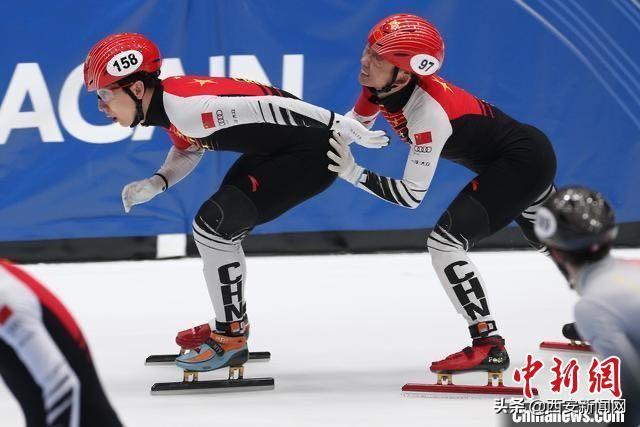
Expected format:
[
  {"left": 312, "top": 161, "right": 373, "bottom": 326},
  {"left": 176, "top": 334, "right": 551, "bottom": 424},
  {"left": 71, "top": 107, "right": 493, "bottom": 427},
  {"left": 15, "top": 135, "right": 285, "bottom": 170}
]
[{"left": 113, "top": 54, "right": 139, "bottom": 72}]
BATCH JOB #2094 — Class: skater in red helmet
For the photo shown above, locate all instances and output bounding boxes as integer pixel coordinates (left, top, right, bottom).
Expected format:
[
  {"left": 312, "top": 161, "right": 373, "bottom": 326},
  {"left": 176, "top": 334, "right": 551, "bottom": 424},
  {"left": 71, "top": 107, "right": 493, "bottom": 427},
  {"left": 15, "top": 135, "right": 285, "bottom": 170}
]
[
  {"left": 84, "top": 33, "right": 388, "bottom": 390},
  {"left": 329, "top": 14, "right": 557, "bottom": 390}
]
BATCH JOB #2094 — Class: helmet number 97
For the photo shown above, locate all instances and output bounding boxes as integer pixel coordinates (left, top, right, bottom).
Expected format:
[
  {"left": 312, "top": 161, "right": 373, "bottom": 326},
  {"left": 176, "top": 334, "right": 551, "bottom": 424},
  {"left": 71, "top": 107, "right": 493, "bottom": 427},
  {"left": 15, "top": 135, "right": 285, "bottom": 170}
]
[
  {"left": 418, "top": 59, "right": 435, "bottom": 72},
  {"left": 410, "top": 54, "right": 440, "bottom": 76}
]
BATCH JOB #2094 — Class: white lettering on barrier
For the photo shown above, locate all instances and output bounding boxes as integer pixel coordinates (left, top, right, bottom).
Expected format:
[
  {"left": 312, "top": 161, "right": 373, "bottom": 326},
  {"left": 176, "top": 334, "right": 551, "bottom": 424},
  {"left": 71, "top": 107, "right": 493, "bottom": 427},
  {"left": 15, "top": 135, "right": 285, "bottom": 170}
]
[
  {"left": 0, "top": 55, "right": 304, "bottom": 145},
  {"left": 0, "top": 63, "right": 64, "bottom": 145}
]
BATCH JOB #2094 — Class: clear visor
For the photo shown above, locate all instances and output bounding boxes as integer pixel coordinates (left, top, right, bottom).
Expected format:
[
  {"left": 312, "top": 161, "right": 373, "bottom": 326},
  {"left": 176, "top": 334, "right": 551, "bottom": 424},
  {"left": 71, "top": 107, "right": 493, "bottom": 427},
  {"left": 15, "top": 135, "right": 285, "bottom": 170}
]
[
  {"left": 96, "top": 82, "right": 134, "bottom": 103},
  {"left": 96, "top": 88, "right": 116, "bottom": 103}
]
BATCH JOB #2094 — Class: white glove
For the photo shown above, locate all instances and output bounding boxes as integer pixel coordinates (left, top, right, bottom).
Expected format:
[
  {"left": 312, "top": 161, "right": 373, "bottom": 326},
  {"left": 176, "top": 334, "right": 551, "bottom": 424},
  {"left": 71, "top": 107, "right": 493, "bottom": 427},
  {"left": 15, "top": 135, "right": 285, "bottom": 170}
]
[
  {"left": 327, "top": 137, "right": 365, "bottom": 185},
  {"left": 121, "top": 174, "right": 166, "bottom": 213},
  {"left": 331, "top": 114, "right": 389, "bottom": 148},
  {"left": 345, "top": 108, "right": 377, "bottom": 130}
]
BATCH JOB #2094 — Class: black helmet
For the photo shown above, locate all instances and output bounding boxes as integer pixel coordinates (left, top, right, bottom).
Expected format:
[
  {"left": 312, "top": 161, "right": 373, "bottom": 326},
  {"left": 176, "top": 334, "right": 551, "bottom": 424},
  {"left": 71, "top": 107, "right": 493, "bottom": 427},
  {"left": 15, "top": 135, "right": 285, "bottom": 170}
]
[{"left": 534, "top": 186, "right": 617, "bottom": 252}]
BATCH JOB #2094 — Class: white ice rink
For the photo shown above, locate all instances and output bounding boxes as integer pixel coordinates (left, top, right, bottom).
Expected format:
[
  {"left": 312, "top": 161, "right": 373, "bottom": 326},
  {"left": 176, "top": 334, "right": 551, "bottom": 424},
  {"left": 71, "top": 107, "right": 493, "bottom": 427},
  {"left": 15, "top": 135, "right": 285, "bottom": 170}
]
[{"left": 2, "top": 249, "right": 638, "bottom": 426}]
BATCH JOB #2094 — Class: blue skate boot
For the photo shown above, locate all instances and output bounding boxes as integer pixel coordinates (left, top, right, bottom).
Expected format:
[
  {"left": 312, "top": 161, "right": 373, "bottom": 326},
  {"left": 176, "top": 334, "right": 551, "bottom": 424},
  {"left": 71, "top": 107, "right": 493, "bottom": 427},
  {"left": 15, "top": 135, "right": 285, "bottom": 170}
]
[{"left": 175, "top": 320, "right": 249, "bottom": 374}]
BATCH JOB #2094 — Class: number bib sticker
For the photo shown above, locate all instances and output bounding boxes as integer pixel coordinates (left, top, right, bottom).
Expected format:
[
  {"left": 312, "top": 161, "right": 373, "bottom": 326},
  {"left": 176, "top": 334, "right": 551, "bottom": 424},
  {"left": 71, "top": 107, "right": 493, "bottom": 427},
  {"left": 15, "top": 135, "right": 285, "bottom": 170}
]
[
  {"left": 107, "top": 50, "right": 143, "bottom": 76},
  {"left": 410, "top": 54, "right": 440, "bottom": 76}
]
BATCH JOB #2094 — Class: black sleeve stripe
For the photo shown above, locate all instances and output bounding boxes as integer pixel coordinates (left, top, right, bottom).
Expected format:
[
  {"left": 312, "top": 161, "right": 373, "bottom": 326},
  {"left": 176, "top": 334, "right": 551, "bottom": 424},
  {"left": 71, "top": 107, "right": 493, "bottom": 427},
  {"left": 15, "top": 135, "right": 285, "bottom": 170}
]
[
  {"left": 290, "top": 110, "right": 304, "bottom": 126},
  {"left": 378, "top": 176, "right": 398, "bottom": 203},
  {"left": 400, "top": 181, "right": 421, "bottom": 204},
  {"left": 390, "top": 180, "right": 411, "bottom": 207},
  {"left": 267, "top": 103, "right": 279, "bottom": 124},
  {"left": 327, "top": 111, "right": 335, "bottom": 129},
  {"left": 362, "top": 173, "right": 398, "bottom": 204},
  {"left": 279, "top": 107, "right": 292, "bottom": 126},
  {"left": 257, "top": 101, "right": 267, "bottom": 123},
  {"left": 289, "top": 111, "right": 325, "bottom": 128}
]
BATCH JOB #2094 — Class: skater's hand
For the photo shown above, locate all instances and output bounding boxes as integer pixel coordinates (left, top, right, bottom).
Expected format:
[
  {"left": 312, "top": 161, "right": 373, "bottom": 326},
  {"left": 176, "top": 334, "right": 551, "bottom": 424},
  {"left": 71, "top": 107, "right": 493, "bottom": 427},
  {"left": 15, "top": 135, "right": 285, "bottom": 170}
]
[
  {"left": 121, "top": 175, "right": 165, "bottom": 213},
  {"left": 327, "top": 137, "right": 365, "bottom": 185},
  {"left": 331, "top": 114, "right": 389, "bottom": 149}
]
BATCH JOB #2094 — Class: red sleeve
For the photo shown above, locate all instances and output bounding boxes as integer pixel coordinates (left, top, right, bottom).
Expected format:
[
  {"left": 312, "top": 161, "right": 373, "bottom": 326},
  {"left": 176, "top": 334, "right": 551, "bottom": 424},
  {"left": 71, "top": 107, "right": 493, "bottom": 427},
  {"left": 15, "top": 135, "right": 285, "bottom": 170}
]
[
  {"left": 353, "top": 86, "right": 380, "bottom": 116},
  {"left": 166, "top": 125, "right": 194, "bottom": 150}
]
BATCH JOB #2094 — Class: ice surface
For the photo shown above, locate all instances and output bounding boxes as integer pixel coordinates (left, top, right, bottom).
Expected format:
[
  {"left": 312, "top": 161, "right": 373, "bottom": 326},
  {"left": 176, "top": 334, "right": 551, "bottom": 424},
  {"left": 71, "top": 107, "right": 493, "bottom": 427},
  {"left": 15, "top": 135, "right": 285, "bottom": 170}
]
[{"left": 2, "top": 249, "right": 638, "bottom": 426}]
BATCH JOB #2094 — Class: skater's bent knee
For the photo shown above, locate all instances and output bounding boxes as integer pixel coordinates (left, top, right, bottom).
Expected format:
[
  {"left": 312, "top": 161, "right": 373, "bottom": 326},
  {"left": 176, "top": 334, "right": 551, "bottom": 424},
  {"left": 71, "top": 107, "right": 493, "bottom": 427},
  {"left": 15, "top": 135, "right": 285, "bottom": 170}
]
[{"left": 193, "top": 185, "right": 258, "bottom": 241}]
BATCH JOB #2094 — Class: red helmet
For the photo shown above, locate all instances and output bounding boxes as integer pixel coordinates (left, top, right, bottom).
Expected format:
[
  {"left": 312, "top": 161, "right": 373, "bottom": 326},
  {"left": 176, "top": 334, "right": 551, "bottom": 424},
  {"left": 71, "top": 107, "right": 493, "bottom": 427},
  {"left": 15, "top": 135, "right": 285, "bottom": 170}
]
[
  {"left": 84, "top": 33, "right": 161, "bottom": 92},
  {"left": 367, "top": 14, "right": 444, "bottom": 76}
]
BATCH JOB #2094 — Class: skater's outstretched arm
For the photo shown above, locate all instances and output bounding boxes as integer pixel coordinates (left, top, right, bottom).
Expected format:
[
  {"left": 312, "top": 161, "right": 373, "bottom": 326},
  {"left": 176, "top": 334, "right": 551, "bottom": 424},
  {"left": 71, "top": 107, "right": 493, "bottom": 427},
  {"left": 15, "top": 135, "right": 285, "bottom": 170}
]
[
  {"left": 160, "top": 77, "right": 389, "bottom": 149},
  {"left": 327, "top": 102, "right": 451, "bottom": 209},
  {"left": 121, "top": 144, "right": 203, "bottom": 213}
]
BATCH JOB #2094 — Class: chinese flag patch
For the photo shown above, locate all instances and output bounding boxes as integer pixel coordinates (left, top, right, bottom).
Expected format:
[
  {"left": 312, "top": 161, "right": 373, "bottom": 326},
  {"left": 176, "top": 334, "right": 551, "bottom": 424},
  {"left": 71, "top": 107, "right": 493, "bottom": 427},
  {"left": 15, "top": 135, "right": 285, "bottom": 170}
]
[
  {"left": 0, "top": 305, "right": 13, "bottom": 325},
  {"left": 201, "top": 112, "right": 215, "bottom": 129},
  {"left": 414, "top": 131, "right": 432, "bottom": 145}
]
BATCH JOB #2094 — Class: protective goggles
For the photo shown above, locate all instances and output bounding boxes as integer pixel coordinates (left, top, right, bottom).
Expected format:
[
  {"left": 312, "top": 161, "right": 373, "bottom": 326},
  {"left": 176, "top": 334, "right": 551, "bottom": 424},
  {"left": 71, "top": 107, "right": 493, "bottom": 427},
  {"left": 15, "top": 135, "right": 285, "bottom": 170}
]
[{"left": 96, "top": 82, "right": 135, "bottom": 103}]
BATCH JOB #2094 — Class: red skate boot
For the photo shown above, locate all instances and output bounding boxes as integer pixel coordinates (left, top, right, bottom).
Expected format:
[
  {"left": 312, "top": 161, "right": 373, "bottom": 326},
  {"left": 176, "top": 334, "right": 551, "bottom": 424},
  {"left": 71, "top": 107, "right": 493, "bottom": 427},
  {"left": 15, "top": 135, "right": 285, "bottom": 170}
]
[
  {"left": 430, "top": 335, "right": 510, "bottom": 385},
  {"left": 403, "top": 335, "right": 538, "bottom": 397}
]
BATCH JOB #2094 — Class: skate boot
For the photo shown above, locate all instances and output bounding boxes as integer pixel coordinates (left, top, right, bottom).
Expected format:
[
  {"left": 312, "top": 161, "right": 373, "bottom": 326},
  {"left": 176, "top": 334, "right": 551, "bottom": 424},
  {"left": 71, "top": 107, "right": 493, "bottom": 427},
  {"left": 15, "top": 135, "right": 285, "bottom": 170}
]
[
  {"left": 144, "top": 317, "right": 271, "bottom": 367},
  {"left": 176, "top": 317, "right": 248, "bottom": 351},
  {"left": 176, "top": 319, "right": 249, "bottom": 374},
  {"left": 150, "top": 318, "right": 274, "bottom": 394},
  {"left": 403, "top": 335, "right": 536, "bottom": 396},
  {"left": 562, "top": 322, "right": 584, "bottom": 343},
  {"left": 539, "top": 322, "right": 593, "bottom": 353},
  {"left": 430, "top": 335, "right": 510, "bottom": 386}
]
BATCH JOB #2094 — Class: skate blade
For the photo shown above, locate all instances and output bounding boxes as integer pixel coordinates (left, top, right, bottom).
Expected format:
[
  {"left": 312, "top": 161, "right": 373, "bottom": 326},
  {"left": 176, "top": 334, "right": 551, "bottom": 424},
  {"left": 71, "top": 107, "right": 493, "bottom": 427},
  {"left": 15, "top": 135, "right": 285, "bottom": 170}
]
[
  {"left": 145, "top": 351, "right": 271, "bottom": 366},
  {"left": 150, "top": 377, "right": 275, "bottom": 395},
  {"left": 539, "top": 341, "right": 593, "bottom": 354},
  {"left": 402, "top": 383, "right": 539, "bottom": 399}
]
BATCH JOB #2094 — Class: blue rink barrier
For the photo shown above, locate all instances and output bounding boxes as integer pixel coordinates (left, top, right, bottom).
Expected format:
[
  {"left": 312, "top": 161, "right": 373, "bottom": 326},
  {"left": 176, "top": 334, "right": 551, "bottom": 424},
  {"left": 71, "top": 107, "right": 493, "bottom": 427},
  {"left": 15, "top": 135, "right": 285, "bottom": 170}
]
[{"left": 1, "top": 1, "right": 639, "bottom": 261}]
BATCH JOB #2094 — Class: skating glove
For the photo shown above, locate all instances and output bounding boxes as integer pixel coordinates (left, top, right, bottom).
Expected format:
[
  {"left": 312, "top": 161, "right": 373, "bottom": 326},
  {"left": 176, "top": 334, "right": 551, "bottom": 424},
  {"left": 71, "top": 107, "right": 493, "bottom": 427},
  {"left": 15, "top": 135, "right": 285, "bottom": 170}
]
[
  {"left": 121, "top": 174, "right": 166, "bottom": 213},
  {"left": 331, "top": 114, "right": 389, "bottom": 149},
  {"left": 327, "top": 137, "right": 365, "bottom": 185}
]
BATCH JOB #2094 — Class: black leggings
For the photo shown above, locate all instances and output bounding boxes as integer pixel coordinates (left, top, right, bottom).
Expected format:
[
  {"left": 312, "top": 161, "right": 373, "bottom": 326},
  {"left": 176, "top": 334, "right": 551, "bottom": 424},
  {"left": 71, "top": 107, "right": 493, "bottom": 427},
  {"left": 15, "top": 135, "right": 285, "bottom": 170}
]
[
  {"left": 436, "top": 124, "right": 557, "bottom": 249},
  {"left": 216, "top": 126, "right": 336, "bottom": 227}
]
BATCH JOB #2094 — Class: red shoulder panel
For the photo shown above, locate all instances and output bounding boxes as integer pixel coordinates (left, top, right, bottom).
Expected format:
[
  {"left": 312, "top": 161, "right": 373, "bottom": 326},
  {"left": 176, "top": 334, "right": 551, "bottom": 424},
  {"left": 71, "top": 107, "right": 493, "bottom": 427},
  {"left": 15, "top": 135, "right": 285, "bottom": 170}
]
[
  {"left": 417, "top": 75, "right": 486, "bottom": 121},
  {"left": 162, "top": 76, "right": 277, "bottom": 98}
]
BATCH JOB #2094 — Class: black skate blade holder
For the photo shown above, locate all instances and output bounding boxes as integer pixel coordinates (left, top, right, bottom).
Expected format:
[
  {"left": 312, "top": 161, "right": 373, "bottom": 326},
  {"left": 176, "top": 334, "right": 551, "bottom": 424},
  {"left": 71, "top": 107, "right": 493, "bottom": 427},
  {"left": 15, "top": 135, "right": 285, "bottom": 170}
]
[
  {"left": 149, "top": 349, "right": 274, "bottom": 394},
  {"left": 151, "top": 365, "right": 274, "bottom": 394}
]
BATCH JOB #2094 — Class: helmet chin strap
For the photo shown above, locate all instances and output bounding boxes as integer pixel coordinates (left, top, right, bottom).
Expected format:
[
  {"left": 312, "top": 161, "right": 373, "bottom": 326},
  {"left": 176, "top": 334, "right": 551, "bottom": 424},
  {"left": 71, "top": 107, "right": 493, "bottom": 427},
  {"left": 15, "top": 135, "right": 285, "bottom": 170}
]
[
  {"left": 370, "top": 66, "right": 399, "bottom": 95},
  {"left": 123, "top": 86, "right": 145, "bottom": 128}
]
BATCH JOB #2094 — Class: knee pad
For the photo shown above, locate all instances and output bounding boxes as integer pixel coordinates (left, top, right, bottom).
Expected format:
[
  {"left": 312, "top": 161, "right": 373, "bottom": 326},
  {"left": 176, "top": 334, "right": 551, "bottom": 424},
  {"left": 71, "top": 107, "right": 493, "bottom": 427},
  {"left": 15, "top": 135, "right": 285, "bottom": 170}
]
[
  {"left": 428, "top": 193, "right": 491, "bottom": 253},
  {"left": 193, "top": 185, "right": 258, "bottom": 241}
]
